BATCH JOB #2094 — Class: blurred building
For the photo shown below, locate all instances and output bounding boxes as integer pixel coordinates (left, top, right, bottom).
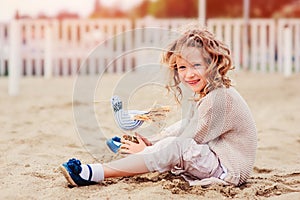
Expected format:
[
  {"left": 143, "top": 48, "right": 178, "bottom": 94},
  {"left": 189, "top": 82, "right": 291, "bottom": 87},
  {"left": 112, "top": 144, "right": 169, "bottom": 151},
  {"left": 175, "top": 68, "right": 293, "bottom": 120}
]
[
  {"left": 89, "top": 0, "right": 126, "bottom": 18},
  {"left": 273, "top": 0, "right": 300, "bottom": 18},
  {"left": 14, "top": 9, "right": 79, "bottom": 20}
]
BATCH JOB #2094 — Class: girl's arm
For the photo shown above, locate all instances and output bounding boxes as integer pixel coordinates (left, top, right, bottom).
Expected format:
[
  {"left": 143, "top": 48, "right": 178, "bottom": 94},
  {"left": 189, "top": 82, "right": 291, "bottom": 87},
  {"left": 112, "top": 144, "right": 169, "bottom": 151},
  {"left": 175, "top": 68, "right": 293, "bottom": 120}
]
[
  {"left": 119, "top": 120, "right": 186, "bottom": 154},
  {"left": 177, "top": 88, "right": 232, "bottom": 143},
  {"left": 148, "top": 119, "right": 188, "bottom": 144},
  {"left": 193, "top": 88, "right": 232, "bottom": 143}
]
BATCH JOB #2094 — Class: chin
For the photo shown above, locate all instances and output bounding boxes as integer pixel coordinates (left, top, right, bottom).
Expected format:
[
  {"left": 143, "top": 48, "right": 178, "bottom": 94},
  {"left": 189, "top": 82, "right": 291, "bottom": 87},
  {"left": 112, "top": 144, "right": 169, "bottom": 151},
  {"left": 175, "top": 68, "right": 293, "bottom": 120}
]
[{"left": 193, "top": 86, "right": 205, "bottom": 94}]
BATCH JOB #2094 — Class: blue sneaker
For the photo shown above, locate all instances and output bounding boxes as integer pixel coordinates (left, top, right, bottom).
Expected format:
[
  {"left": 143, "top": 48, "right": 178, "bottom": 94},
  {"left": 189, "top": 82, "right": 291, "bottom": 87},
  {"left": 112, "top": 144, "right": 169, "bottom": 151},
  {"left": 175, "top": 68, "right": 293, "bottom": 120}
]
[
  {"left": 60, "top": 158, "right": 98, "bottom": 187},
  {"left": 106, "top": 136, "right": 122, "bottom": 153}
]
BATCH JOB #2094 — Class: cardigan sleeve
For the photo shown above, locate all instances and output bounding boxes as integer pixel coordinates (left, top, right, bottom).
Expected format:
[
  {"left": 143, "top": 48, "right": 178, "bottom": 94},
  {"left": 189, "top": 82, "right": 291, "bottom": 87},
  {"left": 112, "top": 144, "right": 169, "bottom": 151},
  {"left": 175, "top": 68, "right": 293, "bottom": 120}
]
[
  {"left": 149, "top": 119, "right": 187, "bottom": 144},
  {"left": 149, "top": 88, "right": 233, "bottom": 144},
  {"left": 193, "top": 88, "right": 233, "bottom": 143}
]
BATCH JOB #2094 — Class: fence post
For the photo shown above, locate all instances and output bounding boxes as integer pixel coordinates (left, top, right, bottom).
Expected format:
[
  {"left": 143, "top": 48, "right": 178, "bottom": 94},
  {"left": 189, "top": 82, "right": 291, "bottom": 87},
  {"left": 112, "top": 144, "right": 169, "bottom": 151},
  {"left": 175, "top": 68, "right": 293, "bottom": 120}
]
[
  {"left": 44, "top": 24, "right": 53, "bottom": 78},
  {"left": 283, "top": 26, "right": 292, "bottom": 77},
  {"left": 198, "top": 0, "right": 206, "bottom": 26},
  {"left": 8, "top": 20, "right": 21, "bottom": 96}
]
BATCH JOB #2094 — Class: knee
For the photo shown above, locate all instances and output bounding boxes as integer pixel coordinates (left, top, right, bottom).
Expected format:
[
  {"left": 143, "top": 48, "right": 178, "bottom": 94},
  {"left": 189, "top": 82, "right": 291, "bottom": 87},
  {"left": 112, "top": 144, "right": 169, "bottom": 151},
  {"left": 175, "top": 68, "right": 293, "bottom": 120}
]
[
  {"left": 158, "top": 136, "right": 195, "bottom": 152},
  {"left": 170, "top": 136, "right": 194, "bottom": 146}
]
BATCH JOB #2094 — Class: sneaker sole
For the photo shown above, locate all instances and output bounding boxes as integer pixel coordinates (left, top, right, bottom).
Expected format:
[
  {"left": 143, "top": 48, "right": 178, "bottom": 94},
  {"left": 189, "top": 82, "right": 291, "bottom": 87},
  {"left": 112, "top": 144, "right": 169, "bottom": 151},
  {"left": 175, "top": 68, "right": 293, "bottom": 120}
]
[{"left": 59, "top": 165, "right": 78, "bottom": 187}]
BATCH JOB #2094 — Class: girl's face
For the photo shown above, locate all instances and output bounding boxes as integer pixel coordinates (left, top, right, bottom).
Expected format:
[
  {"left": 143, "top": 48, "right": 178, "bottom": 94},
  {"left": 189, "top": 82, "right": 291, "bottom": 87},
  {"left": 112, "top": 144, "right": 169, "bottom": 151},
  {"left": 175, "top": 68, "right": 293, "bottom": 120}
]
[{"left": 175, "top": 47, "right": 207, "bottom": 93}]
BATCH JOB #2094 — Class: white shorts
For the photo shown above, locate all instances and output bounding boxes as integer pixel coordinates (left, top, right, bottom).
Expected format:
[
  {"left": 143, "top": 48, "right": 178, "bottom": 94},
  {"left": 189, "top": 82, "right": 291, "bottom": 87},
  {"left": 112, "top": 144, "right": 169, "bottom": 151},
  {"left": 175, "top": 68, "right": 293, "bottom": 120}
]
[{"left": 142, "top": 137, "right": 224, "bottom": 180}]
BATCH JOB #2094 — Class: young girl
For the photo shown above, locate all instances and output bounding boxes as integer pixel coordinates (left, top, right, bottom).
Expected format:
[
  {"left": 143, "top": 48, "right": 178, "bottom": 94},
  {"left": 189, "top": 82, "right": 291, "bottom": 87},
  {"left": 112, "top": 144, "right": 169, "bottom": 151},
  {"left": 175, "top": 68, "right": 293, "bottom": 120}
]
[{"left": 60, "top": 27, "right": 257, "bottom": 187}]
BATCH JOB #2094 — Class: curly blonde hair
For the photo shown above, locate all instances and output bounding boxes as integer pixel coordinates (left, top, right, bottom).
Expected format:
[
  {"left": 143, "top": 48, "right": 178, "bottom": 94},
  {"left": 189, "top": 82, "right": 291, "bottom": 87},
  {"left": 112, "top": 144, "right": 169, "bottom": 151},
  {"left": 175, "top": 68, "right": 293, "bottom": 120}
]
[{"left": 162, "top": 28, "right": 234, "bottom": 102}]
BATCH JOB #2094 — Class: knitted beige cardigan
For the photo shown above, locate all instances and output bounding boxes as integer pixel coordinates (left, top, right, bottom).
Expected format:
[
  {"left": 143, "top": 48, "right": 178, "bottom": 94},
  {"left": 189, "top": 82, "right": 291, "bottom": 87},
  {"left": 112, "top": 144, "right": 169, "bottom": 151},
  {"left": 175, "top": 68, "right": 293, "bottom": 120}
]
[{"left": 151, "top": 87, "right": 257, "bottom": 186}]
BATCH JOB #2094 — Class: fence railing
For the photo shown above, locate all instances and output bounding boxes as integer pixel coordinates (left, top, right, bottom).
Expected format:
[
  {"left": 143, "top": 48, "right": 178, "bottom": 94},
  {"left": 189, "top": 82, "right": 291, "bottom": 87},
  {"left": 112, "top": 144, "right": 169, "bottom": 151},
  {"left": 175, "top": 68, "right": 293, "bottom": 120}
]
[{"left": 0, "top": 18, "right": 299, "bottom": 78}]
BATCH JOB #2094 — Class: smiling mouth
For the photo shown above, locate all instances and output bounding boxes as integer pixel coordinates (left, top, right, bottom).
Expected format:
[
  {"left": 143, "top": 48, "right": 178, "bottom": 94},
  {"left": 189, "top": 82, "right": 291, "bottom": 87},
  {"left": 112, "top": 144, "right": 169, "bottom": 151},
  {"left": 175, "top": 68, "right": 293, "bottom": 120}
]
[{"left": 186, "top": 80, "right": 200, "bottom": 85}]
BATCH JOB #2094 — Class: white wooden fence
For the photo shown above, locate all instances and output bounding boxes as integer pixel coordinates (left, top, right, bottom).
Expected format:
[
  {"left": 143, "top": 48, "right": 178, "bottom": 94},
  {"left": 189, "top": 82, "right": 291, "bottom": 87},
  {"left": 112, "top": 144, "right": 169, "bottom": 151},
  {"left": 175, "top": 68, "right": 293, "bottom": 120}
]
[{"left": 0, "top": 18, "right": 299, "bottom": 78}]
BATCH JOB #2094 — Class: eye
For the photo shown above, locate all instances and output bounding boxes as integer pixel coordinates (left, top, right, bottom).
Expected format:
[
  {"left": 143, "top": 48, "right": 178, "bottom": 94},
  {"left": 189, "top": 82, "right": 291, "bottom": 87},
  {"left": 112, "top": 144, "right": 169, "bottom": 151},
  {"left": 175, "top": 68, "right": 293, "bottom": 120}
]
[
  {"left": 177, "top": 65, "right": 186, "bottom": 71},
  {"left": 193, "top": 64, "right": 206, "bottom": 70}
]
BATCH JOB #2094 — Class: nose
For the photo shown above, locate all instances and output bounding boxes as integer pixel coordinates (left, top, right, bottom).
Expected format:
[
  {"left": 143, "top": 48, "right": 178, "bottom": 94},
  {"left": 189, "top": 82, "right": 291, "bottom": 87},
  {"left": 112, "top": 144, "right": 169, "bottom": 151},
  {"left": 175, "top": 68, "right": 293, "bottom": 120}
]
[{"left": 186, "top": 66, "right": 196, "bottom": 77}]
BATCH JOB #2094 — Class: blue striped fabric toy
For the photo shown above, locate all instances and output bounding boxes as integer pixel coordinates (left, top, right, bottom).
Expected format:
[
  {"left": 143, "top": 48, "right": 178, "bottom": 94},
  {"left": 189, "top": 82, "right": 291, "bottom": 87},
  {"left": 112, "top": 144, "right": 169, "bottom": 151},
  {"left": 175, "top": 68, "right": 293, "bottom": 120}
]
[
  {"left": 107, "top": 95, "right": 170, "bottom": 154},
  {"left": 111, "top": 95, "right": 149, "bottom": 131}
]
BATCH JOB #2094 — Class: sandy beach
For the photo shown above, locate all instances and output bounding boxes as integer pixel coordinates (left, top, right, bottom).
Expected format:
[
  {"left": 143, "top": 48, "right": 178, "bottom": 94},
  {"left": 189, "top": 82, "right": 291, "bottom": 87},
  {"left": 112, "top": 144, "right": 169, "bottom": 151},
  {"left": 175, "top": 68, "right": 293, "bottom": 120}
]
[{"left": 0, "top": 71, "right": 299, "bottom": 199}]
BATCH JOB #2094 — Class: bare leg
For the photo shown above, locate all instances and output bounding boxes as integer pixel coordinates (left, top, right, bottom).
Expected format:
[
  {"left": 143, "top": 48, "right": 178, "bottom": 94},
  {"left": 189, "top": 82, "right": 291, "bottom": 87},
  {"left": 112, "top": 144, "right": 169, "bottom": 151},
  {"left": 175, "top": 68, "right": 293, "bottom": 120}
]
[
  {"left": 102, "top": 136, "right": 188, "bottom": 178},
  {"left": 103, "top": 153, "right": 150, "bottom": 178},
  {"left": 60, "top": 137, "right": 218, "bottom": 187}
]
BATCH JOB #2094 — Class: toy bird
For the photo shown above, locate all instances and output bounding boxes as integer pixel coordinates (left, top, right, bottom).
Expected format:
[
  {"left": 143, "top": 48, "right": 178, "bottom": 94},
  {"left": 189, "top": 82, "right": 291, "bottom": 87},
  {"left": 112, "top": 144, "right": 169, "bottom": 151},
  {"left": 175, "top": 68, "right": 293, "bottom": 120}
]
[
  {"left": 107, "top": 95, "right": 170, "bottom": 153},
  {"left": 111, "top": 95, "right": 170, "bottom": 131},
  {"left": 111, "top": 95, "right": 149, "bottom": 131}
]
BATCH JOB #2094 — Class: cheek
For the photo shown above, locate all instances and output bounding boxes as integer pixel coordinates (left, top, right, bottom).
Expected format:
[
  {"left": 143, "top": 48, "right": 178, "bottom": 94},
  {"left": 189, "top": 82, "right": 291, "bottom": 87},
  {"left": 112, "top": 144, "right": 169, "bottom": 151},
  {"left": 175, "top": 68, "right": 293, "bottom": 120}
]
[
  {"left": 200, "top": 75, "right": 207, "bottom": 85},
  {"left": 177, "top": 72, "right": 185, "bottom": 81},
  {"left": 201, "top": 79, "right": 207, "bottom": 87},
  {"left": 197, "top": 70, "right": 207, "bottom": 81}
]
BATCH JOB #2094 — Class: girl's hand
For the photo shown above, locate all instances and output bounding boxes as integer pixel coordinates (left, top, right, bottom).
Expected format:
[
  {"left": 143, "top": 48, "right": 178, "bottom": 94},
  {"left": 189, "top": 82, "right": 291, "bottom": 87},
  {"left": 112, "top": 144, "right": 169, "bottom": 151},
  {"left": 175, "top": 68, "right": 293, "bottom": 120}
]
[
  {"left": 120, "top": 133, "right": 151, "bottom": 154},
  {"left": 135, "top": 132, "right": 152, "bottom": 146}
]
